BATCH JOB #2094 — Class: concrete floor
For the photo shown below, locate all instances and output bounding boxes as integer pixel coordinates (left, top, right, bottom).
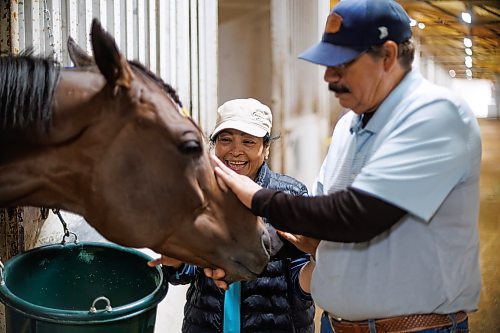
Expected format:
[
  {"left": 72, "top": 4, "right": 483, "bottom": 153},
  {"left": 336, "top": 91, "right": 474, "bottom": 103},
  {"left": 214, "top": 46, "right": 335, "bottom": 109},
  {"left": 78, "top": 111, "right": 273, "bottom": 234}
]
[
  {"left": 468, "top": 118, "right": 500, "bottom": 332},
  {"left": 31, "top": 118, "right": 500, "bottom": 333}
]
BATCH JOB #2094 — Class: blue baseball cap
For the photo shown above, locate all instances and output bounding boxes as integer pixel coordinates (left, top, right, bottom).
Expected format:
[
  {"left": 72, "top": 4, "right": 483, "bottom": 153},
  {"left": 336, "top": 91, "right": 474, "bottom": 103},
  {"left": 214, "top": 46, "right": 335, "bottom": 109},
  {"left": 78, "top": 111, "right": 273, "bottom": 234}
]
[{"left": 299, "top": 0, "right": 412, "bottom": 67}]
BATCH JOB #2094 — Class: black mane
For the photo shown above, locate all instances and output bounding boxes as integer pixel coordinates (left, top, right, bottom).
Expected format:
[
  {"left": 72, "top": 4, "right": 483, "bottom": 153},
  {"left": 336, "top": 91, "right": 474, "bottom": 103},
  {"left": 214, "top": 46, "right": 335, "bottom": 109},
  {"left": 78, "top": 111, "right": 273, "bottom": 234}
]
[
  {"left": 0, "top": 54, "right": 182, "bottom": 130},
  {"left": 0, "top": 54, "right": 60, "bottom": 129}
]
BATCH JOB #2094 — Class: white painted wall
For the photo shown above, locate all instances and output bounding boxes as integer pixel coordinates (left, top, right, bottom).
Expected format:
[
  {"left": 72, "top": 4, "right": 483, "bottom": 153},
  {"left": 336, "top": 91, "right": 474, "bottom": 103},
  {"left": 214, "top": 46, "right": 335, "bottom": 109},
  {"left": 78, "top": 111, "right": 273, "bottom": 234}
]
[
  {"left": 218, "top": 0, "right": 336, "bottom": 189},
  {"left": 417, "top": 49, "right": 497, "bottom": 119},
  {"left": 218, "top": 3, "right": 272, "bottom": 108},
  {"left": 450, "top": 79, "right": 496, "bottom": 118}
]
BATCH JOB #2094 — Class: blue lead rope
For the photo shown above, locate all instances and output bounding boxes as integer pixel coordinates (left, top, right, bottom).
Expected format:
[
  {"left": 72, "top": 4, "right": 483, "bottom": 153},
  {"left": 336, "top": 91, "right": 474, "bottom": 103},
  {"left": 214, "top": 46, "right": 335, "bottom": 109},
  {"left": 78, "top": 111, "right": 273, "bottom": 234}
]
[{"left": 223, "top": 281, "right": 241, "bottom": 333}]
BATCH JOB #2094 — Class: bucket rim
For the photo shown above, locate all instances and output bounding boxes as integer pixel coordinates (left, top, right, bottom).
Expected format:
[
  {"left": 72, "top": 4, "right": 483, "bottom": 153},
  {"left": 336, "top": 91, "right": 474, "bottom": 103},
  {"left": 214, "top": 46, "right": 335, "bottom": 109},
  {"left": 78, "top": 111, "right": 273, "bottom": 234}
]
[{"left": 0, "top": 242, "right": 169, "bottom": 324}]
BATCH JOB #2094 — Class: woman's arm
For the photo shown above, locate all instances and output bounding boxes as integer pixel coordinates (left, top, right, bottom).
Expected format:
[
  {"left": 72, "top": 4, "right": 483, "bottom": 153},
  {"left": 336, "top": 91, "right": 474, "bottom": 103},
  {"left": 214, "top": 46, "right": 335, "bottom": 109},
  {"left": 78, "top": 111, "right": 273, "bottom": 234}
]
[{"left": 148, "top": 256, "right": 197, "bottom": 285}]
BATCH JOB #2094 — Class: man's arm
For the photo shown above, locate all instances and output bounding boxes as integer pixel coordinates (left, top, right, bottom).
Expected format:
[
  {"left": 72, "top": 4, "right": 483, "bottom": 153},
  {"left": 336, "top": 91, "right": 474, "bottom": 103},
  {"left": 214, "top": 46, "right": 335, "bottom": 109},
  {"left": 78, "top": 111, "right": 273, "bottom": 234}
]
[{"left": 252, "top": 187, "right": 407, "bottom": 242}]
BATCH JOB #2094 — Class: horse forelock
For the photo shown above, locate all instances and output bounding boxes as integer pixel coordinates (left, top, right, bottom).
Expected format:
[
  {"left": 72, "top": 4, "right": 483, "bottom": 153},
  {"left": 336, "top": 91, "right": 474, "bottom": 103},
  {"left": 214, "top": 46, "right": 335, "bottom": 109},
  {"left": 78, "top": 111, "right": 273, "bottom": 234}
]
[{"left": 0, "top": 54, "right": 60, "bottom": 130}]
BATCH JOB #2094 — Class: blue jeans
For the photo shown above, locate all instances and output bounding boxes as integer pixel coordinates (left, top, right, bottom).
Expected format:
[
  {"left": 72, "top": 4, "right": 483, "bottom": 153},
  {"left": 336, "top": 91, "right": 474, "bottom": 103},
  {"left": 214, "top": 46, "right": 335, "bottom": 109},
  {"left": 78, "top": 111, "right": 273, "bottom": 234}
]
[{"left": 320, "top": 312, "right": 469, "bottom": 333}]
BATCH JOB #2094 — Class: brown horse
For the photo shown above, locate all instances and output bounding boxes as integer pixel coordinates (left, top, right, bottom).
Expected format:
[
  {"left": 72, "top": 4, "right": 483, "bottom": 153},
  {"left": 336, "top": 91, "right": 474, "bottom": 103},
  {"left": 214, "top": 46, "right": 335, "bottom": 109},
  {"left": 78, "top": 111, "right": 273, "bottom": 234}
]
[{"left": 0, "top": 19, "right": 270, "bottom": 282}]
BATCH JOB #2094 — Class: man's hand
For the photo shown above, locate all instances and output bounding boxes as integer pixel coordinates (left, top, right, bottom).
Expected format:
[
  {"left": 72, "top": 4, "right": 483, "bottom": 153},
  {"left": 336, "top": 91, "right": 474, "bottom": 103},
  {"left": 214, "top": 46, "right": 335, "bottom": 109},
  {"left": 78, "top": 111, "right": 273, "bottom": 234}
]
[
  {"left": 203, "top": 267, "right": 228, "bottom": 290},
  {"left": 147, "top": 255, "right": 183, "bottom": 268},
  {"left": 211, "top": 155, "right": 262, "bottom": 209},
  {"left": 277, "top": 231, "right": 320, "bottom": 256}
]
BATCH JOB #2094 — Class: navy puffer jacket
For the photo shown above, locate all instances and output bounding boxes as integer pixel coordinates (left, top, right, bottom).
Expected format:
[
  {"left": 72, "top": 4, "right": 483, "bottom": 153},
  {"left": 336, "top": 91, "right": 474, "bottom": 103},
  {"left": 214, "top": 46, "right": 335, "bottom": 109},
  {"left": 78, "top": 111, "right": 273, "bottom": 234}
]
[{"left": 168, "top": 162, "right": 315, "bottom": 333}]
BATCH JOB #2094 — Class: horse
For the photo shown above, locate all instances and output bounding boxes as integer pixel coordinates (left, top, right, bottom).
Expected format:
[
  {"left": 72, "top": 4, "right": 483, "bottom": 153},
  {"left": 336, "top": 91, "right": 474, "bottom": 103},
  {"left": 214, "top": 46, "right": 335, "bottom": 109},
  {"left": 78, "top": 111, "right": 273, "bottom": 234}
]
[{"left": 0, "top": 19, "right": 270, "bottom": 282}]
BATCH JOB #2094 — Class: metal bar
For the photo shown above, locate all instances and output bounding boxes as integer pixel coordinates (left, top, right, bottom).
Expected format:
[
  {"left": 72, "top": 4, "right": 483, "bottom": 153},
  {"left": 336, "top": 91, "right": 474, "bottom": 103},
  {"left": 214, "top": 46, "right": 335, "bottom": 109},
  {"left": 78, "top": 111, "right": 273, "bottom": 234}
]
[
  {"left": 148, "top": 0, "right": 157, "bottom": 72},
  {"left": 9, "top": 0, "right": 20, "bottom": 54},
  {"left": 75, "top": 0, "right": 86, "bottom": 49},
  {"left": 176, "top": 0, "right": 191, "bottom": 111},
  {"left": 126, "top": 0, "right": 134, "bottom": 58},
  {"left": 137, "top": 0, "right": 146, "bottom": 63},
  {"left": 157, "top": 0, "right": 170, "bottom": 81},
  {"left": 49, "top": 0, "right": 62, "bottom": 61},
  {"left": 190, "top": 0, "right": 199, "bottom": 122}
]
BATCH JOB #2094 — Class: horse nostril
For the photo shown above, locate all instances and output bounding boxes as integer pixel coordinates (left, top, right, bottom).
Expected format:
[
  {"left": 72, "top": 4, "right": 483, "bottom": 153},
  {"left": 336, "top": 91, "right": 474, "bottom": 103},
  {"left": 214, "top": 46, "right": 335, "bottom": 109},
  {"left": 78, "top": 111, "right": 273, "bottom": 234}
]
[{"left": 261, "top": 230, "right": 272, "bottom": 257}]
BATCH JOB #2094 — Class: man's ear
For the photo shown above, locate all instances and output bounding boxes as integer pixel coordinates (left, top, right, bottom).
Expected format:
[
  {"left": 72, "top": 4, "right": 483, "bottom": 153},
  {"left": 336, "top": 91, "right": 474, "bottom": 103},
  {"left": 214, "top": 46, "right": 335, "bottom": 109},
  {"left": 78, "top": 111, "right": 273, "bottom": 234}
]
[{"left": 383, "top": 41, "right": 399, "bottom": 71}]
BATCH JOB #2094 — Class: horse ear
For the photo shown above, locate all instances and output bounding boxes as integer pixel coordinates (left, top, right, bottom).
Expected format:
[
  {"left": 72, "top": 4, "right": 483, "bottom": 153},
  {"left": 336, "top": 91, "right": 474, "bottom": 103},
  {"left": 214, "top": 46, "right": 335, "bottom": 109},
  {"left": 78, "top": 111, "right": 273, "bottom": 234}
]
[
  {"left": 90, "top": 18, "right": 133, "bottom": 90},
  {"left": 67, "top": 36, "right": 94, "bottom": 67}
]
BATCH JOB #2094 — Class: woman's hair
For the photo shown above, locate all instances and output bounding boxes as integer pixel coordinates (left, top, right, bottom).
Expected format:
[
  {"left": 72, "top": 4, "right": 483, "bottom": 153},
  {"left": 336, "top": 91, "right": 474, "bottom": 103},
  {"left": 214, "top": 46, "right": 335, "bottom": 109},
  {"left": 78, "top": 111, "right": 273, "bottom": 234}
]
[{"left": 367, "top": 39, "right": 415, "bottom": 71}]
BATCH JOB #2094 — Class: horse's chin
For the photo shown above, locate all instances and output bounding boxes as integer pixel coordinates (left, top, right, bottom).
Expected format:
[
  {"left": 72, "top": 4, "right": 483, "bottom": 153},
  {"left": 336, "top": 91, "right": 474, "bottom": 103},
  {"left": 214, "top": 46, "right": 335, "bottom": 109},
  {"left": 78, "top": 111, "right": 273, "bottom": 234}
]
[
  {"left": 169, "top": 252, "right": 264, "bottom": 283},
  {"left": 222, "top": 261, "right": 261, "bottom": 283},
  {"left": 192, "top": 255, "right": 265, "bottom": 283}
]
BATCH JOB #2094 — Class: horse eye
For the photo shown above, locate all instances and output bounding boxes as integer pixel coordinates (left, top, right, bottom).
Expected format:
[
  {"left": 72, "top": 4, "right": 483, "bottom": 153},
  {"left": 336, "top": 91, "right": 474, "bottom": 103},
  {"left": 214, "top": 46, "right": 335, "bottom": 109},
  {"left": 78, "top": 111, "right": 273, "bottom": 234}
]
[{"left": 179, "top": 140, "right": 202, "bottom": 155}]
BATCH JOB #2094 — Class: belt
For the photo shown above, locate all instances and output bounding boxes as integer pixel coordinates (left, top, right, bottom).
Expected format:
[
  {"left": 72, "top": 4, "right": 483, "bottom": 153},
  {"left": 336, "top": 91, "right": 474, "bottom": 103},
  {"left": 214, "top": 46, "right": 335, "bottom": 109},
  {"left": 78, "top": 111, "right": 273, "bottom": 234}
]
[{"left": 327, "top": 311, "right": 468, "bottom": 333}]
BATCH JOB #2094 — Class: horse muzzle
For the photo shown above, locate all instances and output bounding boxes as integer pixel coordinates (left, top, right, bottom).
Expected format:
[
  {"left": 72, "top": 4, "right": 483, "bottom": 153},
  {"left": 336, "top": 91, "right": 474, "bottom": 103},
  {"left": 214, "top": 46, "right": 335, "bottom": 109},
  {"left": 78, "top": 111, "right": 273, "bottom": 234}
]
[{"left": 222, "top": 228, "right": 271, "bottom": 283}]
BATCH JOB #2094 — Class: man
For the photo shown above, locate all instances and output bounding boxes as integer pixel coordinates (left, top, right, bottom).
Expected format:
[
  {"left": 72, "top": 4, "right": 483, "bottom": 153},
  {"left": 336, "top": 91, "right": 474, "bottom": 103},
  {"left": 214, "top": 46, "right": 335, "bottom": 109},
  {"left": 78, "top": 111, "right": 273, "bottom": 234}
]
[{"left": 210, "top": 0, "right": 482, "bottom": 332}]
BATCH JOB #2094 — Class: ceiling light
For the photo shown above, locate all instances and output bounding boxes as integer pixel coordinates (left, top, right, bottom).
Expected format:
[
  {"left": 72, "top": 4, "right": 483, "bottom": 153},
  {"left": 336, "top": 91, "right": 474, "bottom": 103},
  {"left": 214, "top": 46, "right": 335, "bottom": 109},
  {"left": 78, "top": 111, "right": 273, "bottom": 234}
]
[
  {"left": 465, "top": 48, "right": 472, "bottom": 56},
  {"left": 410, "top": 19, "right": 417, "bottom": 27},
  {"left": 461, "top": 12, "right": 472, "bottom": 24},
  {"left": 449, "top": 70, "right": 456, "bottom": 78},
  {"left": 465, "top": 58, "right": 473, "bottom": 68},
  {"left": 463, "top": 37, "right": 472, "bottom": 48},
  {"left": 418, "top": 22, "right": 426, "bottom": 29}
]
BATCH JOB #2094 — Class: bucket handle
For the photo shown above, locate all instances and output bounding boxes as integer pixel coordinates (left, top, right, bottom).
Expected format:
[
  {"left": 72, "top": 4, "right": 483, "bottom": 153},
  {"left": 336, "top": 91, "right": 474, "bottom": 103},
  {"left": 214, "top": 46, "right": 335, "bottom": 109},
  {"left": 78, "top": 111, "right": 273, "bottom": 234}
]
[
  {"left": 52, "top": 209, "right": 79, "bottom": 245},
  {"left": 0, "top": 261, "right": 4, "bottom": 285},
  {"left": 89, "top": 296, "right": 113, "bottom": 314}
]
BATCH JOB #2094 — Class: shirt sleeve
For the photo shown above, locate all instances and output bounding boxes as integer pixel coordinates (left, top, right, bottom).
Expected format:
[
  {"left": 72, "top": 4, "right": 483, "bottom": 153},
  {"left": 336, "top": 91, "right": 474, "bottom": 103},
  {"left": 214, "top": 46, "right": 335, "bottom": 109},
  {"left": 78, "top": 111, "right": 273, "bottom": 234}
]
[
  {"left": 352, "top": 100, "right": 470, "bottom": 221},
  {"left": 251, "top": 187, "right": 406, "bottom": 242},
  {"left": 289, "top": 255, "right": 314, "bottom": 302},
  {"left": 166, "top": 263, "right": 198, "bottom": 285}
]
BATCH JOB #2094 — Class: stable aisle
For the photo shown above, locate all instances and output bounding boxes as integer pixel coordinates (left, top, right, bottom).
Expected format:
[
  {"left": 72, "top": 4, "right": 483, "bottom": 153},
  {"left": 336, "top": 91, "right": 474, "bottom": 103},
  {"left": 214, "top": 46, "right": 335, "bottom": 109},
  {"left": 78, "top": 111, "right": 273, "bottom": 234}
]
[{"left": 469, "top": 119, "right": 500, "bottom": 332}]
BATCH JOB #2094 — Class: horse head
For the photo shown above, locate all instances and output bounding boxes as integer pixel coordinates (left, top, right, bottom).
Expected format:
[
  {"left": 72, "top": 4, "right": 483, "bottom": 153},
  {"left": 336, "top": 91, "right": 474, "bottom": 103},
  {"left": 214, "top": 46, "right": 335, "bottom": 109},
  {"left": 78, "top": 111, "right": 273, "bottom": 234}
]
[{"left": 0, "top": 19, "right": 270, "bottom": 282}]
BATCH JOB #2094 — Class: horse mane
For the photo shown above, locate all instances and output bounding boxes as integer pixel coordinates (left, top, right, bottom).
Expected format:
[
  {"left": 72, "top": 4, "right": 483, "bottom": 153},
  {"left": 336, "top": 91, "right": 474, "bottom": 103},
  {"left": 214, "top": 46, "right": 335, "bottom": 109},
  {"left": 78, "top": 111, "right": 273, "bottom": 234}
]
[
  {"left": 128, "top": 60, "right": 183, "bottom": 108},
  {"left": 0, "top": 53, "right": 61, "bottom": 129},
  {"left": 0, "top": 53, "right": 183, "bottom": 131}
]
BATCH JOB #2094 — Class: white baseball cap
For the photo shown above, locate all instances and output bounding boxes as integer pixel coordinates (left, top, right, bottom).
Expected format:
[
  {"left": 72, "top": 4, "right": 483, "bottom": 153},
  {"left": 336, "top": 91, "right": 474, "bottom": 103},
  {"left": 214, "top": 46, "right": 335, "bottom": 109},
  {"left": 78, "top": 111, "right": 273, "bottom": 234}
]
[{"left": 211, "top": 98, "right": 272, "bottom": 138}]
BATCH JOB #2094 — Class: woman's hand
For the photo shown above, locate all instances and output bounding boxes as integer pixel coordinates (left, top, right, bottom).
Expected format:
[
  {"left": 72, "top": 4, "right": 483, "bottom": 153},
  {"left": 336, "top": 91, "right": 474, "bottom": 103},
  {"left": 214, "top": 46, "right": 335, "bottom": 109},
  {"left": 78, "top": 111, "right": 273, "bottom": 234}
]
[
  {"left": 203, "top": 267, "right": 228, "bottom": 290},
  {"left": 211, "top": 155, "right": 262, "bottom": 209},
  {"left": 147, "top": 255, "right": 183, "bottom": 268},
  {"left": 277, "top": 231, "right": 320, "bottom": 257}
]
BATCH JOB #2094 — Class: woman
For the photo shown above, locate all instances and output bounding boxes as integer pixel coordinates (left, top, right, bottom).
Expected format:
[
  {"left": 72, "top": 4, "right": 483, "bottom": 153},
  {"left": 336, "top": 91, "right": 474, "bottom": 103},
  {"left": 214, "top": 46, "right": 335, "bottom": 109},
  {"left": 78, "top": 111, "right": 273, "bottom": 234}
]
[{"left": 153, "top": 98, "right": 315, "bottom": 333}]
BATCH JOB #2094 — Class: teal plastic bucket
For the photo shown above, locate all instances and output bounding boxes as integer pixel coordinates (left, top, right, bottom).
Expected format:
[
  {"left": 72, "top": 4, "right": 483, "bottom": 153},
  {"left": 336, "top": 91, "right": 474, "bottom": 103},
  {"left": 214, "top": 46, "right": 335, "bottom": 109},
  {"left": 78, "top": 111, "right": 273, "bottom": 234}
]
[{"left": 0, "top": 242, "right": 169, "bottom": 333}]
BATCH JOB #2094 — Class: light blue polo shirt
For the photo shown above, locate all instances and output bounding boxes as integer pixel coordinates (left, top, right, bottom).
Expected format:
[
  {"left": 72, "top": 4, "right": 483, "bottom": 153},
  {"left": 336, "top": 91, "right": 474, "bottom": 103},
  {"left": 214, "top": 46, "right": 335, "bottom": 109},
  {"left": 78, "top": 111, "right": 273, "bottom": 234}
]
[{"left": 311, "top": 69, "right": 481, "bottom": 320}]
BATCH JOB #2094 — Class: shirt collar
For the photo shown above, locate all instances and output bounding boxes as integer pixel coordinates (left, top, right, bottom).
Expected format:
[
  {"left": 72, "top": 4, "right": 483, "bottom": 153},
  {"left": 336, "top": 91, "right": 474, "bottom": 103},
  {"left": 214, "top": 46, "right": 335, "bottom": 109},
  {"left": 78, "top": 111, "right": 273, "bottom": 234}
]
[{"left": 349, "top": 69, "right": 419, "bottom": 135}]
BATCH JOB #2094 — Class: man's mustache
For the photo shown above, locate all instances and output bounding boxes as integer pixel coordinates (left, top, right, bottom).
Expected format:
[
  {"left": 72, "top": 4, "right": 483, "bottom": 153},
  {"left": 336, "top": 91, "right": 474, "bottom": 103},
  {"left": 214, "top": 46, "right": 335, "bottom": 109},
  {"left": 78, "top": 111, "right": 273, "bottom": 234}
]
[{"left": 329, "top": 83, "right": 350, "bottom": 94}]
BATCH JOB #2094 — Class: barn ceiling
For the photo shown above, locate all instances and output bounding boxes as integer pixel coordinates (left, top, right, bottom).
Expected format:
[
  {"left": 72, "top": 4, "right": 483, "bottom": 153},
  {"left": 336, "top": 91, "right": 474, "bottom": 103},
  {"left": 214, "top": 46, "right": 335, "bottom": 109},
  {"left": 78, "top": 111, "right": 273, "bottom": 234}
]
[
  {"left": 219, "top": 0, "right": 499, "bottom": 82},
  {"left": 400, "top": 0, "right": 499, "bottom": 81}
]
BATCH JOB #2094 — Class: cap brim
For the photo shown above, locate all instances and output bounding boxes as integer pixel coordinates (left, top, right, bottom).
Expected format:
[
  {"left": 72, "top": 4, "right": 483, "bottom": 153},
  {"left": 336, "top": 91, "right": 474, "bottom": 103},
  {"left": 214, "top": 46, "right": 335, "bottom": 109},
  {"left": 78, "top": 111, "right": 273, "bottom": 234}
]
[
  {"left": 211, "top": 121, "right": 268, "bottom": 139},
  {"left": 298, "top": 41, "right": 365, "bottom": 67}
]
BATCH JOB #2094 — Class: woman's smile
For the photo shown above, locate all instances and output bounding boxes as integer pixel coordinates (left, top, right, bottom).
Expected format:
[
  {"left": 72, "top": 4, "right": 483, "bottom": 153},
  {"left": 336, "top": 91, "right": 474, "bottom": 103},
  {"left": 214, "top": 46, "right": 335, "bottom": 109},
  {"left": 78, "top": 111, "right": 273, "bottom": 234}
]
[{"left": 225, "top": 159, "right": 248, "bottom": 173}]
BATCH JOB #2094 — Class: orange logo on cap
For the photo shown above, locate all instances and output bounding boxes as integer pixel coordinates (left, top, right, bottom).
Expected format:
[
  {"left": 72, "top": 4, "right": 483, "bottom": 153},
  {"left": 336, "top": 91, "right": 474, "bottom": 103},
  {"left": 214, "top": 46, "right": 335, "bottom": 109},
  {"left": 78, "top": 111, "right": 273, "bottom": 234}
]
[{"left": 325, "top": 12, "right": 343, "bottom": 33}]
